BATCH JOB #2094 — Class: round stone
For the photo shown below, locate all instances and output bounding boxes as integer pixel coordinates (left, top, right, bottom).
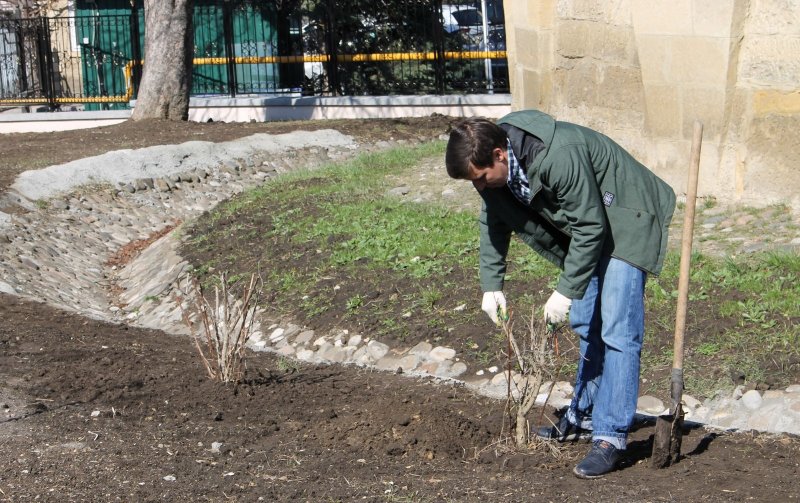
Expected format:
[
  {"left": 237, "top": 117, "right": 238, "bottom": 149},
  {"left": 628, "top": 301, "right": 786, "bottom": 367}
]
[
  {"left": 637, "top": 395, "right": 665, "bottom": 414},
  {"left": 428, "top": 346, "right": 456, "bottom": 362},
  {"left": 682, "top": 394, "right": 702, "bottom": 409},
  {"left": 490, "top": 371, "right": 514, "bottom": 386},
  {"left": 741, "top": 389, "right": 763, "bottom": 410},
  {"left": 366, "top": 341, "right": 390, "bottom": 361},
  {"left": 409, "top": 341, "right": 433, "bottom": 356},
  {"left": 0, "top": 281, "right": 17, "bottom": 295}
]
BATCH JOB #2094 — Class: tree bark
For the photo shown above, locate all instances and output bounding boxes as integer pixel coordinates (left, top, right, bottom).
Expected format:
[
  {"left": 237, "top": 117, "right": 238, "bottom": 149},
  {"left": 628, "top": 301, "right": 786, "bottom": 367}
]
[{"left": 131, "top": 0, "right": 195, "bottom": 121}]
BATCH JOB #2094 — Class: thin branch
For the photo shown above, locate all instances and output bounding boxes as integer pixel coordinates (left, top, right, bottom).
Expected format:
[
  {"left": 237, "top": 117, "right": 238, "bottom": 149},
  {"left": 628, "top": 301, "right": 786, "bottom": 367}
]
[{"left": 178, "top": 272, "right": 262, "bottom": 383}]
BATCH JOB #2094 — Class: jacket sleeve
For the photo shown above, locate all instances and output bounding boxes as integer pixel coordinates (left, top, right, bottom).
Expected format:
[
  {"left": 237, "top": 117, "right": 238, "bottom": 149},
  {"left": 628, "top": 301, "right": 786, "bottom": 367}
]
[
  {"left": 478, "top": 198, "right": 512, "bottom": 292},
  {"left": 543, "top": 145, "right": 607, "bottom": 299}
]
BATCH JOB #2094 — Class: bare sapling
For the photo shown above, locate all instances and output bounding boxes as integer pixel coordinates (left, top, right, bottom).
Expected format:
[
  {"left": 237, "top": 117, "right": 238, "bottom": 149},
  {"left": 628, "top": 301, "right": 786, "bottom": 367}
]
[
  {"left": 179, "top": 272, "right": 262, "bottom": 383},
  {"left": 499, "top": 307, "right": 563, "bottom": 448}
]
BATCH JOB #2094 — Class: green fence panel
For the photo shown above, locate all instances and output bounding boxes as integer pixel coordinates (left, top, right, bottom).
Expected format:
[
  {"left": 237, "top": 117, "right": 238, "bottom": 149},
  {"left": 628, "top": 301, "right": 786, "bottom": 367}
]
[
  {"left": 231, "top": 2, "right": 280, "bottom": 94},
  {"left": 76, "top": 0, "right": 142, "bottom": 110},
  {"left": 192, "top": 1, "right": 282, "bottom": 96},
  {"left": 192, "top": 1, "right": 228, "bottom": 95}
]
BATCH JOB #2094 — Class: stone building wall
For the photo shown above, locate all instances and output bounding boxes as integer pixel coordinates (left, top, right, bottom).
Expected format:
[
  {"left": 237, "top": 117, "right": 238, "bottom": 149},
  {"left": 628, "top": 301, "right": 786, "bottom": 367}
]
[{"left": 504, "top": 0, "right": 800, "bottom": 209}]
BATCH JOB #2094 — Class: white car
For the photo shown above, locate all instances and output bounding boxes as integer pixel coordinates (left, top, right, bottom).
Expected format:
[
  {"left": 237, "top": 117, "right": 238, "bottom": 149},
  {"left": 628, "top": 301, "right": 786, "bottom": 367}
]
[{"left": 441, "top": 4, "right": 483, "bottom": 36}]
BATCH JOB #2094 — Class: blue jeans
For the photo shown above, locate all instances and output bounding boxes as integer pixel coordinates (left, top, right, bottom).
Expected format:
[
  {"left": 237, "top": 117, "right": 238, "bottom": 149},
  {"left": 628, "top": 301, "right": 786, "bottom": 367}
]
[{"left": 565, "top": 256, "right": 646, "bottom": 450}]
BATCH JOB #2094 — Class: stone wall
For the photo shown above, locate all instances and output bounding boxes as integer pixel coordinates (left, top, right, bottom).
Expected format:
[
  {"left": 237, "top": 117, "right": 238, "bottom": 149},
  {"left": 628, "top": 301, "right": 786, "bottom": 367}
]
[{"left": 504, "top": 0, "right": 800, "bottom": 210}]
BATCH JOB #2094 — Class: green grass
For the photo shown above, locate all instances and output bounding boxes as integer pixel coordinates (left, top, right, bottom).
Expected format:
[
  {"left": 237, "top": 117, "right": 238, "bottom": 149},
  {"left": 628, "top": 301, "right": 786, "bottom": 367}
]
[
  {"left": 185, "top": 141, "right": 800, "bottom": 399},
  {"left": 346, "top": 294, "right": 365, "bottom": 313},
  {"left": 695, "top": 341, "right": 721, "bottom": 356},
  {"left": 650, "top": 249, "right": 800, "bottom": 318},
  {"left": 276, "top": 356, "right": 301, "bottom": 373},
  {"left": 420, "top": 286, "right": 443, "bottom": 311},
  {"left": 644, "top": 248, "right": 800, "bottom": 396},
  {"left": 302, "top": 200, "right": 478, "bottom": 277}
]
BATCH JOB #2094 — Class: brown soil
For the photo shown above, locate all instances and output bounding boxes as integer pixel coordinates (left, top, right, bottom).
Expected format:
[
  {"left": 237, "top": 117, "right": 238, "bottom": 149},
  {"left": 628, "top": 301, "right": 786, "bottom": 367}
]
[
  {"left": 178, "top": 143, "right": 800, "bottom": 401},
  {"left": 3, "top": 294, "right": 799, "bottom": 501},
  {"left": 2, "top": 118, "right": 799, "bottom": 501}
]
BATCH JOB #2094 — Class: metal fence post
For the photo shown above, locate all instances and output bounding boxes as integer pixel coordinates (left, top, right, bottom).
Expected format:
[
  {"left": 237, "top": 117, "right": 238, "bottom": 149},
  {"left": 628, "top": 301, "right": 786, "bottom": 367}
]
[
  {"left": 37, "top": 17, "right": 56, "bottom": 109},
  {"left": 222, "top": 0, "right": 237, "bottom": 97},
  {"left": 432, "top": 0, "right": 445, "bottom": 95},
  {"left": 130, "top": 2, "right": 143, "bottom": 99},
  {"left": 14, "top": 20, "right": 30, "bottom": 98},
  {"left": 324, "top": 0, "right": 338, "bottom": 96}
]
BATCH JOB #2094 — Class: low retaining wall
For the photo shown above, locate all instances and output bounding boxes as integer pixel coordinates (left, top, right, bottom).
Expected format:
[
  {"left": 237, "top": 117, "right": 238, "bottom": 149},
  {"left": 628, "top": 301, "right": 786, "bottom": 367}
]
[
  {"left": 0, "top": 110, "right": 131, "bottom": 133},
  {"left": 0, "top": 94, "right": 512, "bottom": 134},
  {"left": 185, "top": 94, "right": 512, "bottom": 122}
]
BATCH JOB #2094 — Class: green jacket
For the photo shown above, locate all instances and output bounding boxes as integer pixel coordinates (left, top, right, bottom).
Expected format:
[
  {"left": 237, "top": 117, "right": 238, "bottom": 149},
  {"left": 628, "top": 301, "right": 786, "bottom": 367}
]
[{"left": 478, "top": 110, "right": 676, "bottom": 299}]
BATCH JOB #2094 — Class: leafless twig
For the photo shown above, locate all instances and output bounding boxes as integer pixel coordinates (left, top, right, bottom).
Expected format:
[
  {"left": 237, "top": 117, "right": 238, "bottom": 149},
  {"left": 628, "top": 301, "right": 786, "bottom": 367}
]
[
  {"left": 499, "top": 306, "right": 566, "bottom": 448},
  {"left": 178, "top": 273, "right": 262, "bottom": 384}
]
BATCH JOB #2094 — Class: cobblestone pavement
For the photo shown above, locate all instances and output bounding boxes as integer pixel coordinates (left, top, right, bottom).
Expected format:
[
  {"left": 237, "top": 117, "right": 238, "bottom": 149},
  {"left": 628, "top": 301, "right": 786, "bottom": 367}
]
[{"left": 671, "top": 200, "right": 800, "bottom": 256}]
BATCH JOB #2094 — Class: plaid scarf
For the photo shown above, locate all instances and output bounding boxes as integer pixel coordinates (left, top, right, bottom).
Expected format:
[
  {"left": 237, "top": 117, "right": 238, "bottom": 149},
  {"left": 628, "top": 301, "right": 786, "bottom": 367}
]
[{"left": 506, "top": 139, "right": 532, "bottom": 205}]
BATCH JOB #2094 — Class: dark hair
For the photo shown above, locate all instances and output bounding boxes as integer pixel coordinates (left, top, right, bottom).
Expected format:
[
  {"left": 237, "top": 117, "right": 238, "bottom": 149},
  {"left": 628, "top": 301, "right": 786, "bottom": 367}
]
[{"left": 445, "top": 117, "right": 507, "bottom": 179}]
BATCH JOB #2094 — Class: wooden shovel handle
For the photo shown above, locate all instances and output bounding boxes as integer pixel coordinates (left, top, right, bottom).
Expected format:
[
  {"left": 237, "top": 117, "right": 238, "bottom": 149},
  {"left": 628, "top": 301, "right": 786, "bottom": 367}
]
[{"left": 673, "top": 121, "right": 703, "bottom": 372}]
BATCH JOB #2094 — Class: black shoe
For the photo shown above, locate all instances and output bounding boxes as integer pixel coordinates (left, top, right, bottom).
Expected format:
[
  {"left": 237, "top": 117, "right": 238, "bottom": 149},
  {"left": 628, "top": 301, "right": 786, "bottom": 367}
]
[
  {"left": 573, "top": 440, "right": 620, "bottom": 479},
  {"left": 535, "top": 414, "right": 592, "bottom": 442}
]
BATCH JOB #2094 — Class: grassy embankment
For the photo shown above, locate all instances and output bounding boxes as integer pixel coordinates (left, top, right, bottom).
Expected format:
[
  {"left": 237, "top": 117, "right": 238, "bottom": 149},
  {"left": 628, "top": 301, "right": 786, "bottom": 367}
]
[{"left": 182, "top": 142, "right": 800, "bottom": 398}]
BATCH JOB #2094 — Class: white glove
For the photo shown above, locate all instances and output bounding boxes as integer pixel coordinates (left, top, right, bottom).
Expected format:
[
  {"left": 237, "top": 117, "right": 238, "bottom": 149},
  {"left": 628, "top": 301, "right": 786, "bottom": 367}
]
[
  {"left": 481, "top": 291, "right": 507, "bottom": 325},
  {"left": 543, "top": 290, "right": 572, "bottom": 324}
]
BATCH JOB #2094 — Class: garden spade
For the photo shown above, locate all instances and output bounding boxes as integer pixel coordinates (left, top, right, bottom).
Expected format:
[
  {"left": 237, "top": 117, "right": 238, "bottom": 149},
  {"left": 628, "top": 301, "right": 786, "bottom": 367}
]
[{"left": 651, "top": 120, "right": 703, "bottom": 468}]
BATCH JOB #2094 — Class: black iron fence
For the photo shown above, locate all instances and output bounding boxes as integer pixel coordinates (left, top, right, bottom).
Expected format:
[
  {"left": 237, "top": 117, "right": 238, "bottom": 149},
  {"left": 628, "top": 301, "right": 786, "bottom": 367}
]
[
  {"left": 0, "top": 0, "right": 507, "bottom": 108},
  {"left": 0, "top": 12, "right": 141, "bottom": 108}
]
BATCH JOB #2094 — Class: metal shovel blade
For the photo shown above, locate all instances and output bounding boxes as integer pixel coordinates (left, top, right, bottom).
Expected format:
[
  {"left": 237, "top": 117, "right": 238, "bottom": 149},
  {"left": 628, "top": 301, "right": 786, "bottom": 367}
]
[{"left": 651, "top": 402, "right": 684, "bottom": 468}]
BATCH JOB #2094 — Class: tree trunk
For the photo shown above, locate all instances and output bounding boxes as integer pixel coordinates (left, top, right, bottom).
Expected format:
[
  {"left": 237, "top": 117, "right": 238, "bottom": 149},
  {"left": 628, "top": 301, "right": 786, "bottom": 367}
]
[{"left": 131, "top": 0, "right": 195, "bottom": 121}]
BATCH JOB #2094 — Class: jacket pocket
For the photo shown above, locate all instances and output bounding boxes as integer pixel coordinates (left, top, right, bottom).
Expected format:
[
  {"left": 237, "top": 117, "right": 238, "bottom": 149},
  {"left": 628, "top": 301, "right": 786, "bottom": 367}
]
[{"left": 604, "top": 206, "right": 660, "bottom": 273}]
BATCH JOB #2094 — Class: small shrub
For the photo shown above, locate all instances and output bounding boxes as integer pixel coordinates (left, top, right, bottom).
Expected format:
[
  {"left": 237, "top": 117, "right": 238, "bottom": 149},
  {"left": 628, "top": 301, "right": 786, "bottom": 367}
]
[
  {"left": 179, "top": 272, "right": 262, "bottom": 384},
  {"left": 500, "top": 307, "right": 571, "bottom": 448}
]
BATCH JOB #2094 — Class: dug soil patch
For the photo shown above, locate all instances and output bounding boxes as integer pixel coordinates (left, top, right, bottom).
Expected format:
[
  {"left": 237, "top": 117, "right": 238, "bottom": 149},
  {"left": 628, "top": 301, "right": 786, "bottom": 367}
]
[{"left": 2, "top": 294, "right": 799, "bottom": 501}]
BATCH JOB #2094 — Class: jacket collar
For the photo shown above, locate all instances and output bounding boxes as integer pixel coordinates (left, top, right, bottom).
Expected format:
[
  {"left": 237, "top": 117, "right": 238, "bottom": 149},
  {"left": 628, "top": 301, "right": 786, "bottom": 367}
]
[
  {"left": 497, "top": 110, "right": 556, "bottom": 146},
  {"left": 497, "top": 110, "right": 555, "bottom": 197}
]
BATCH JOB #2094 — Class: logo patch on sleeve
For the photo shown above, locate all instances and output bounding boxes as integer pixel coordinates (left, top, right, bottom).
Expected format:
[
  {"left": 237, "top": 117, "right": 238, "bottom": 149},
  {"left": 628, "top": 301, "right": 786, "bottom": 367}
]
[{"left": 602, "top": 191, "right": 615, "bottom": 207}]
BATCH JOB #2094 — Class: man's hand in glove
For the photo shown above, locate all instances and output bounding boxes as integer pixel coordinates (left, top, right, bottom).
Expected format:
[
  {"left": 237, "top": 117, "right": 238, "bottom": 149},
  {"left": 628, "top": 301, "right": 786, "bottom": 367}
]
[
  {"left": 543, "top": 290, "right": 572, "bottom": 324},
  {"left": 481, "top": 291, "right": 507, "bottom": 325}
]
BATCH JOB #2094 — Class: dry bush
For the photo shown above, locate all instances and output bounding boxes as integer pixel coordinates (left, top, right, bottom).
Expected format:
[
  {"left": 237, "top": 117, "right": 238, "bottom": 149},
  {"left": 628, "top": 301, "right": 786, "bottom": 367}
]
[
  {"left": 499, "top": 307, "right": 572, "bottom": 449},
  {"left": 179, "top": 273, "right": 262, "bottom": 384}
]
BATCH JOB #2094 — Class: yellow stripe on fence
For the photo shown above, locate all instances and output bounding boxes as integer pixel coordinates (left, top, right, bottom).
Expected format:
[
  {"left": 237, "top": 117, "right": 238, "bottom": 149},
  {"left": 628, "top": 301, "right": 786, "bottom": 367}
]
[
  {"left": 0, "top": 50, "right": 507, "bottom": 106},
  {"left": 195, "top": 50, "right": 505, "bottom": 64}
]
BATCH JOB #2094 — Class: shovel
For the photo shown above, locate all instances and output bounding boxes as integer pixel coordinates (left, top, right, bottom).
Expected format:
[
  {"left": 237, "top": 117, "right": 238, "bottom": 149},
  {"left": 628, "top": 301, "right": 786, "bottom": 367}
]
[{"left": 651, "top": 120, "right": 703, "bottom": 468}]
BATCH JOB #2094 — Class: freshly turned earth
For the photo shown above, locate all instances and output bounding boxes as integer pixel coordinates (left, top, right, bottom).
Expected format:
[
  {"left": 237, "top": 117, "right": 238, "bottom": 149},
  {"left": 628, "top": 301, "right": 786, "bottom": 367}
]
[{"left": 2, "top": 294, "right": 799, "bottom": 501}]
